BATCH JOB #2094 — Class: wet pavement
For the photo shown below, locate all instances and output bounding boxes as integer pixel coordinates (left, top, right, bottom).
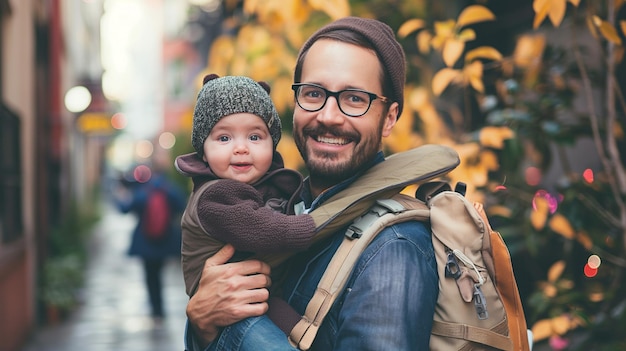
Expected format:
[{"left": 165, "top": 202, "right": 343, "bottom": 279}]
[{"left": 22, "top": 202, "right": 189, "bottom": 351}]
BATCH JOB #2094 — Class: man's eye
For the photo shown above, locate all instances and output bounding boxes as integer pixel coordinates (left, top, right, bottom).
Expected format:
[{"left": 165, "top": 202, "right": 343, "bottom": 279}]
[
  {"left": 345, "top": 92, "right": 367, "bottom": 103},
  {"left": 303, "top": 88, "right": 323, "bottom": 99},
  {"left": 350, "top": 95, "right": 365, "bottom": 103}
]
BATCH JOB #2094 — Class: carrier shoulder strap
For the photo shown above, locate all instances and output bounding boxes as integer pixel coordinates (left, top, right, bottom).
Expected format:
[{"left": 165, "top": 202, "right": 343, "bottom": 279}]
[
  {"left": 289, "top": 194, "right": 429, "bottom": 350},
  {"left": 249, "top": 145, "right": 459, "bottom": 269},
  {"left": 308, "top": 144, "right": 459, "bottom": 234}
]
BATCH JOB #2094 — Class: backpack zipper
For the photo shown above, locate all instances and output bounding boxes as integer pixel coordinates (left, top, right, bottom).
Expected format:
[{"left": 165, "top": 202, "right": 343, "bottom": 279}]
[{"left": 445, "top": 248, "right": 489, "bottom": 320}]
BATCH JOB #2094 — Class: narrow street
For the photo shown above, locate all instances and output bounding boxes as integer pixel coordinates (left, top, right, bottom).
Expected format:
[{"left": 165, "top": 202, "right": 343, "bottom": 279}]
[{"left": 22, "top": 201, "right": 189, "bottom": 351}]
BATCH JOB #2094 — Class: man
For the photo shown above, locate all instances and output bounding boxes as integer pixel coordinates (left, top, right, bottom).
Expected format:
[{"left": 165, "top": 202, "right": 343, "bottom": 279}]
[{"left": 185, "top": 16, "right": 439, "bottom": 350}]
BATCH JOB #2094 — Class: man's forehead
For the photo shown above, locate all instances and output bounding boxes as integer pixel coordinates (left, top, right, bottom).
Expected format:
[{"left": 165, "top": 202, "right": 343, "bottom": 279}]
[{"left": 301, "top": 39, "right": 383, "bottom": 92}]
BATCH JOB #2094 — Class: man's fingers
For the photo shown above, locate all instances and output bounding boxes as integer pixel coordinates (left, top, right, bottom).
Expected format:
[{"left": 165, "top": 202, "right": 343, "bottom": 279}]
[
  {"left": 231, "top": 299, "right": 269, "bottom": 320},
  {"left": 238, "top": 272, "right": 272, "bottom": 292},
  {"left": 237, "top": 259, "right": 272, "bottom": 277},
  {"left": 206, "top": 244, "right": 236, "bottom": 267},
  {"left": 202, "top": 245, "right": 271, "bottom": 278},
  {"left": 199, "top": 253, "right": 272, "bottom": 296}
]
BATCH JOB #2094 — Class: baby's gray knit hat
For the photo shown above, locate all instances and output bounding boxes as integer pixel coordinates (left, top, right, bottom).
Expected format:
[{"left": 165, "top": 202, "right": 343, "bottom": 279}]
[{"left": 192, "top": 74, "right": 282, "bottom": 157}]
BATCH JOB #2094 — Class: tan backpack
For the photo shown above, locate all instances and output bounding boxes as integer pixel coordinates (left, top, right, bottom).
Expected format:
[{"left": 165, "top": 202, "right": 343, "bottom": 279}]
[{"left": 289, "top": 181, "right": 531, "bottom": 351}]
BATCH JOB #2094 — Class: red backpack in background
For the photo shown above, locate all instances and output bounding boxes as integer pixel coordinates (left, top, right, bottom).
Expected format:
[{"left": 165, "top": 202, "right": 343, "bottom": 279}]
[{"left": 142, "top": 187, "right": 171, "bottom": 240}]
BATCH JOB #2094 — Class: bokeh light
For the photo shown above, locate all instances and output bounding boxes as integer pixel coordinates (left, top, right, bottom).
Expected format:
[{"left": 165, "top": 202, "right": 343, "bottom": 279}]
[
  {"left": 525, "top": 166, "right": 542, "bottom": 186},
  {"left": 549, "top": 335, "right": 570, "bottom": 351},
  {"left": 158, "top": 132, "right": 176, "bottom": 149},
  {"left": 136, "top": 140, "right": 154, "bottom": 159},
  {"left": 106, "top": 134, "right": 135, "bottom": 172},
  {"left": 583, "top": 168, "right": 594, "bottom": 183},
  {"left": 533, "top": 189, "right": 559, "bottom": 214},
  {"left": 133, "top": 164, "right": 152, "bottom": 183},
  {"left": 587, "top": 254, "right": 601, "bottom": 269},
  {"left": 111, "top": 112, "right": 127, "bottom": 129},
  {"left": 584, "top": 264, "right": 597, "bottom": 278},
  {"left": 64, "top": 86, "right": 92, "bottom": 113}
]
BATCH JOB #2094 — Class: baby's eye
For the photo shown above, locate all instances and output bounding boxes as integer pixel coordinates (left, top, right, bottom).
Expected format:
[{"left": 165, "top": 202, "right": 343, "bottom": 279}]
[
  {"left": 249, "top": 134, "right": 261, "bottom": 141},
  {"left": 218, "top": 135, "right": 230, "bottom": 142}
]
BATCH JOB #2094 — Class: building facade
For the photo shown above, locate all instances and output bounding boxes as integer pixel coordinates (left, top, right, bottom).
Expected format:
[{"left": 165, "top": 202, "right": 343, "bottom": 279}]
[{"left": 0, "top": 0, "right": 104, "bottom": 349}]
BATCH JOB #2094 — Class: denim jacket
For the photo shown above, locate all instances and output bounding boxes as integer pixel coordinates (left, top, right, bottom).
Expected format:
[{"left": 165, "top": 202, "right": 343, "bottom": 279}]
[{"left": 185, "top": 152, "right": 439, "bottom": 350}]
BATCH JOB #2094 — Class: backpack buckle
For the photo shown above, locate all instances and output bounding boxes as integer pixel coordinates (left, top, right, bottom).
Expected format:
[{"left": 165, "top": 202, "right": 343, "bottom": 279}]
[
  {"left": 345, "top": 225, "right": 363, "bottom": 239},
  {"left": 444, "top": 252, "right": 462, "bottom": 280},
  {"left": 473, "top": 285, "right": 489, "bottom": 320},
  {"left": 344, "top": 200, "right": 406, "bottom": 239}
]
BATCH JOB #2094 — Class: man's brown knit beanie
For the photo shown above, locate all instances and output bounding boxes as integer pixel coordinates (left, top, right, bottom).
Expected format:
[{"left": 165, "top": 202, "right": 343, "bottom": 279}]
[{"left": 297, "top": 17, "right": 406, "bottom": 117}]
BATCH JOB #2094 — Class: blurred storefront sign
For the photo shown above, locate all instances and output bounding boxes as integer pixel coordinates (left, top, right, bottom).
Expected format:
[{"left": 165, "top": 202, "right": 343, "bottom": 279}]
[{"left": 76, "top": 112, "right": 113, "bottom": 134}]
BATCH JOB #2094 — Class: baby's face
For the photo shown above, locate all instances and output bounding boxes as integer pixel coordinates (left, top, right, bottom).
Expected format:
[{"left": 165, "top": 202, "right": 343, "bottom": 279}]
[{"left": 203, "top": 113, "right": 274, "bottom": 184}]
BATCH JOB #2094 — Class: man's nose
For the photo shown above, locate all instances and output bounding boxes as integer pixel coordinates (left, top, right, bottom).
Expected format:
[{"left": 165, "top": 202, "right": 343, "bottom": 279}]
[{"left": 316, "top": 96, "right": 345, "bottom": 125}]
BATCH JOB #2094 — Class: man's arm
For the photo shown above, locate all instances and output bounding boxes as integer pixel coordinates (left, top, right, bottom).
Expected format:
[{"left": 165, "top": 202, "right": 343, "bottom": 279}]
[{"left": 185, "top": 244, "right": 272, "bottom": 349}]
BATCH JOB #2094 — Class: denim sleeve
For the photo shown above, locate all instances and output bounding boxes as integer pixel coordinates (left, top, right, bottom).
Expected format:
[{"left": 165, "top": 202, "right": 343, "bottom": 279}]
[
  {"left": 184, "top": 320, "right": 211, "bottom": 351},
  {"left": 185, "top": 316, "right": 299, "bottom": 351},
  {"left": 326, "top": 221, "right": 438, "bottom": 350}
]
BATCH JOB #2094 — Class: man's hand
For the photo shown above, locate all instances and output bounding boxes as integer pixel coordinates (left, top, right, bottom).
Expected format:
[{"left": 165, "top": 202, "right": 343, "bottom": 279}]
[{"left": 186, "top": 244, "right": 272, "bottom": 346}]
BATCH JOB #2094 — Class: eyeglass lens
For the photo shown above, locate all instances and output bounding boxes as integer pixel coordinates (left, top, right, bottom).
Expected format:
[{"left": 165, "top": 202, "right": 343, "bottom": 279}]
[{"left": 295, "top": 85, "right": 373, "bottom": 117}]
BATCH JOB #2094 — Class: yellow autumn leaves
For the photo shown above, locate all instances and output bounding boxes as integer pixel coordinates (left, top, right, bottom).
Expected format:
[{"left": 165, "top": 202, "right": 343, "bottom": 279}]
[
  {"left": 534, "top": 0, "right": 626, "bottom": 46},
  {"left": 533, "top": 0, "right": 581, "bottom": 29},
  {"left": 398, "top": 6, "right": 501, "bottom": 96},
  {"left": 242, "top": 0, "right": 349, "bottom": 23},
  {"left": 399, "top": 1, "right": 626, "bottom": 97}
]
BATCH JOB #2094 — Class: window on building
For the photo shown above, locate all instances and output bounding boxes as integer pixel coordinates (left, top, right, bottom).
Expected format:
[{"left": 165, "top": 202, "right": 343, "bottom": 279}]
[{"left": 0, "top": 103, "right": 23, "bottom": 243}]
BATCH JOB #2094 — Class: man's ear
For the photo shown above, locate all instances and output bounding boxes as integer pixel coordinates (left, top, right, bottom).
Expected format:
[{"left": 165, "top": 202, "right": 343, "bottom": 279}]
[{"left": 381, "top": 101, "right": 399, "bottom": 138}]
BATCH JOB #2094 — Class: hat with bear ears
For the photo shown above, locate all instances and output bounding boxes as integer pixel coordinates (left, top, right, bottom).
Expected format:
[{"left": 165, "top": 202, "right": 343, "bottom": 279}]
[{"left": 191, "top": 74, "right": 282, "bottom": 157}]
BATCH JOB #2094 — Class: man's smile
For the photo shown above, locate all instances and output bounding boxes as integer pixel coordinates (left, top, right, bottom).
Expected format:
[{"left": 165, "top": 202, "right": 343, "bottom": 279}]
[{"left": 314, "top": 135, "right": 351, "bottom": 145}]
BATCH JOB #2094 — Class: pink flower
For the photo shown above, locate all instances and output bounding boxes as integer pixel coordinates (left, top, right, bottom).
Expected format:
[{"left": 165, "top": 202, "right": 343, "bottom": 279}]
[{"left": 549, "top": 335, "right": 570, "bottom": 350}]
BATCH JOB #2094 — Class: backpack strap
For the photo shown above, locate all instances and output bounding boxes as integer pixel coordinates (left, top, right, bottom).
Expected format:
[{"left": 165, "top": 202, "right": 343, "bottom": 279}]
[
  {"left": 289, "top": 194, "right": 429, "bottom": 350},
  {"left": 490, "top": 230, "right": 531, "bottom": 351},
  {"left": 431, "top": 319, "right": 513, "bottom": 350},
  {"left": 251, "top": 145, "right": 459, "bottom": 271},
  {"left": 308, "top": 144, "right": 459, "bottom": 233}
]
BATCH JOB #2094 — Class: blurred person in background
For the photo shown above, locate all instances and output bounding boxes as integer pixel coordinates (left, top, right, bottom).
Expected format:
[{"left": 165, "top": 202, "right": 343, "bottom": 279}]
[{"left": 113, "top": 156, "right": 187, "bottom": 324}]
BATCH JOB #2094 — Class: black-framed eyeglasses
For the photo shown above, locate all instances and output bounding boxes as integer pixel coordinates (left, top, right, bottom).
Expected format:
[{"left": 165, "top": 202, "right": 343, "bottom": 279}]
[{"left": 291, "top": 83, "right": 389, "bottom": 117}]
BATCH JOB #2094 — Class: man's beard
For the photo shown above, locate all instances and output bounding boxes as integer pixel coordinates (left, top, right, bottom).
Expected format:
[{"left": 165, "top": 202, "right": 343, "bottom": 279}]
[{"left": 294, "top": 124, "right": 383, "bottom": 188}]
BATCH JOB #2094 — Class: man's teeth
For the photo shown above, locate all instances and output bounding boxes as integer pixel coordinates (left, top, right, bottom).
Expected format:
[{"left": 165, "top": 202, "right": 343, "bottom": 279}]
[{"left": 316, "top": 136, "right": 348, "bottom": 145}]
